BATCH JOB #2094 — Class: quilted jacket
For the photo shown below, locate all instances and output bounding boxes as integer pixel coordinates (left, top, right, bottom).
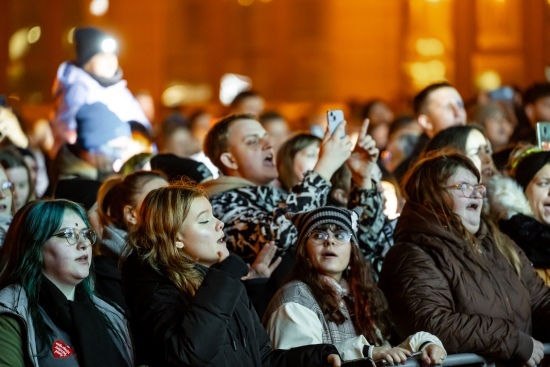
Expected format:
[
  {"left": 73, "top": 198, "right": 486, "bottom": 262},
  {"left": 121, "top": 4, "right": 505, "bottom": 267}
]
[{"left": 379, "top": 201, "right": 550, "bottom": 364}]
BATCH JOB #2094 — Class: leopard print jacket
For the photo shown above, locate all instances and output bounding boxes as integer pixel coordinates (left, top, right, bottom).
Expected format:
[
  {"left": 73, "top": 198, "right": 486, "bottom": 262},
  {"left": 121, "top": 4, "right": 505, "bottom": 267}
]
[{"left": 209, "top": 170, "right": 394, "bottom": 276}]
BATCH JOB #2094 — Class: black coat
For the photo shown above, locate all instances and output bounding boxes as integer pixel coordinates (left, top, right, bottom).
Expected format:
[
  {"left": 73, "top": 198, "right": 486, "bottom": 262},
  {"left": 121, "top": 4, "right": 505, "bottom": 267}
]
[
  {"left": 122, "top": 252, "right": 337, "bottom": 367},
  {"left": 94, "top": 253, "right": 128, "bottom": 313},
  {"left": 499, "top": 213, "right": 550, "bottom": 268}
]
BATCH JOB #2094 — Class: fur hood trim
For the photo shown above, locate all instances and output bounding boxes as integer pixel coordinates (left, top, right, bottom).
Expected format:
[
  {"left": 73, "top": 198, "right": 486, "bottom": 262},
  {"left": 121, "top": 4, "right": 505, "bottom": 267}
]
[{"left": 487, "top": 175, "right": 533, "bottom": 220}]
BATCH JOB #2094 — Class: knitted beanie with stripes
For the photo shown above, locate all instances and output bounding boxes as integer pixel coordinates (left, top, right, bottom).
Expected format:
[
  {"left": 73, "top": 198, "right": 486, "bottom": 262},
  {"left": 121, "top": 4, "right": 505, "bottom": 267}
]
[{"left": 286, "top": 206, "right": 362, "bottom": 248}]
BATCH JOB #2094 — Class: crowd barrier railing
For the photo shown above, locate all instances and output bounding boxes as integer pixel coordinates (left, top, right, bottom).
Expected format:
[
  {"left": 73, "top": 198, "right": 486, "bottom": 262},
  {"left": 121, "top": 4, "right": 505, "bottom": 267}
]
[{"left": 400, "top": 343, "right": 550, "bottom": 367}]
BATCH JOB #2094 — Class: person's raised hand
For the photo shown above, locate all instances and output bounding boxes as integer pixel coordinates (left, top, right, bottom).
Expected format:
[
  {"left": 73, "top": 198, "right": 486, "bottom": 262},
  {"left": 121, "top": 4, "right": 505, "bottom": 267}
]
[
  {"left": 242, "top": 241, "right": 282, "bottom": 280},
  {"left": 314, "top": 120, "right": 352, "bottom": 182},
  {"left": 0, "top": 107, "right": 29, "bottom": 148},
  {"left": 524, "top": 338, "right": 544, "bottom": 367},
  {"left": 347, "top": 119, "right": 379, "bottom": 189},
  {"left": 327, "top": 353, "right": 342, "bottom": 367}
]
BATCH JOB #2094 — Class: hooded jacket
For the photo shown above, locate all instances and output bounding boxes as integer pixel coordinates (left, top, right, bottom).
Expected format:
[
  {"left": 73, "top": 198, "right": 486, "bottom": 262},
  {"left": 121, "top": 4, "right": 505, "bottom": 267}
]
[
  {"left": 379, "top": 202, "right": 550, "bottom": 364},
  {"left": 488, "top": 175, "right": 550, "bottom": 280},
  {"left": 51, "top": 62, "right": 150, "bottom": 156},
  {"left": 121, "top": 252, "right": 337, "bottom": 367}
]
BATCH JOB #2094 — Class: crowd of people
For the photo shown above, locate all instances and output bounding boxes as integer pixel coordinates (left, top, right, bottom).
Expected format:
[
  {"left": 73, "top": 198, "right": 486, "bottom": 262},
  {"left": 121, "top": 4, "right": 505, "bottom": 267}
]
[{"left": 0, "top": 25, "right": 549, "bottom": 366}]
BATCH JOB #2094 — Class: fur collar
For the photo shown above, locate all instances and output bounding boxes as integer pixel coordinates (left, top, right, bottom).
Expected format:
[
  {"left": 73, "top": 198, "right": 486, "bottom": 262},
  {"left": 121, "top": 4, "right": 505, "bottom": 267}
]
[{"left": 487, "top": 175, "right": 533, "bottom": 221}]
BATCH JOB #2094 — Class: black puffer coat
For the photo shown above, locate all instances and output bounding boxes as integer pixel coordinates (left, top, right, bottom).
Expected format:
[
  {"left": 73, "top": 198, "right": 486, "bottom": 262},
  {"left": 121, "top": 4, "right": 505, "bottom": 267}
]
[
  {"left": 500, "top": 214, "right": 550, "bottom": 268},
  {"left": 122, "top": 252, "right": 337, "bottom": 367},
  {"left": 379, "top": 202, "right": 550, "bottom": 364}
]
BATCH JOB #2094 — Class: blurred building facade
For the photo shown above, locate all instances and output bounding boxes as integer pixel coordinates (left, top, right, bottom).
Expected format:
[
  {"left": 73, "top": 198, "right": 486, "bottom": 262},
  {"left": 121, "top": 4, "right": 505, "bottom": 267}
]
[{"left": 0, "top": 0, "right": 549, "bottom": 119}]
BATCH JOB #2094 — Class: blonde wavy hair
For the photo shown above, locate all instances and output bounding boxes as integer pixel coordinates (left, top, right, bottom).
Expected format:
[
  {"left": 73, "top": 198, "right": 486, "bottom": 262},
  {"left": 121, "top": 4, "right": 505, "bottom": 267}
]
[{"left": 126, "top": 183, "right": 205, "bottom": 296}]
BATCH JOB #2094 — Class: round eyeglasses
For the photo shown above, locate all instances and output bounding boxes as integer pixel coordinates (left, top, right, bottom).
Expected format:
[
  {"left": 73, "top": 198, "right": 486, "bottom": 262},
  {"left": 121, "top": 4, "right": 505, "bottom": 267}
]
[
  {"left": 446, "top": 183, "right": 486, "bottom": 198},
  {"left": 309, "top": 229, "right": 352, "bottom": 245},
  {"left": 52, "top": 228, "right": 97, "bottom": 246}
]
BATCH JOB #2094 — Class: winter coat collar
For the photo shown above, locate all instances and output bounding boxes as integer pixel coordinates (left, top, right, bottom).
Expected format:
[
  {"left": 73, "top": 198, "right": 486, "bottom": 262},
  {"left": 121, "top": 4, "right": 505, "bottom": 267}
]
[
  {"left": 85, "top": 67, "right": 123, "bottom": 87},
  {"left": 54, "top": 62, "right": 128, "bottom": 96},
  {"left": 0, "top": 283, "right": 133, "bottom": 367},
  {"left": 395, "top": 202, "right": 458, "bottom": 244},
  {"left": 487, "top": 175, "right": 533, "bottom": 220},
  {"left": 395, "top": 201, "right": 489, "bottom": 252},
  {"left": 321, "top": 275, "right": 350, "bottom": 298},
  {"left": 202, "top": 175, "right": 257, "bottom": 196},
  {"left": 100, "top": 225, "right": 128, "bottom": 257}
]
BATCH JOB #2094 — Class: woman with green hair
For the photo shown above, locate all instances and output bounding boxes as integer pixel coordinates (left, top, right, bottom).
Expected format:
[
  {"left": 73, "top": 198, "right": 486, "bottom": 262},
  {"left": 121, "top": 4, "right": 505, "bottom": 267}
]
[{"left": 0, "top": 199, "right": 133, "bottom": 366}]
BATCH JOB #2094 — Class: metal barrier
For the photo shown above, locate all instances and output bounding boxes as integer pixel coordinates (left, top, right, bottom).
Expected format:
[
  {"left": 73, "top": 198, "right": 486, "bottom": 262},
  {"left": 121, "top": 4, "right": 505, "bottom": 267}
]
[{"left": 401, "top": 343, "right": 550, "bottom": 367}]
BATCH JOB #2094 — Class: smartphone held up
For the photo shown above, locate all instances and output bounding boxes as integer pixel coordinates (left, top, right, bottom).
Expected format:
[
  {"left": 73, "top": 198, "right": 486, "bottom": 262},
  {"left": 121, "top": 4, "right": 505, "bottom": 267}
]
[
  {"left": 536, "top": 122, "right": 550, "bottom": 151},
  {"left": 327, "top": 109, "right": 345, "bottom": 138}
]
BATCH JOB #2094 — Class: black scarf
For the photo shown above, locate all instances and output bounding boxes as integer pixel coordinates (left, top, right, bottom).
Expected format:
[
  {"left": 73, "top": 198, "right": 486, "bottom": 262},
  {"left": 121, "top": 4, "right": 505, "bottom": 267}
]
[{"left": 38, "top": 277, "right": 129, "bottom": 367}]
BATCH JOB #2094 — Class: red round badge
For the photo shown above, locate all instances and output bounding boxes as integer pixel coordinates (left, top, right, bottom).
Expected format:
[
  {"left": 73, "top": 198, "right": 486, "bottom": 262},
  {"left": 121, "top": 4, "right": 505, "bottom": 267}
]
[{"left": 52, "top": 340, "right": 73, "bottom": 358}]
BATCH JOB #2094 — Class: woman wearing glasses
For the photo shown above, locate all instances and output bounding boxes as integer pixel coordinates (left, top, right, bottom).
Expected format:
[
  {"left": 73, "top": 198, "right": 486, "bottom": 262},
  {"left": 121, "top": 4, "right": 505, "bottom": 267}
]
[
  {"left": 379, "top": 150, "right": 550, "bottom": 366},
  {"left": 0, "top": 199, "right": 133, "bottom": 366},
  {"left": 263, "top": 206, "right": 446, "bottom": 365}
]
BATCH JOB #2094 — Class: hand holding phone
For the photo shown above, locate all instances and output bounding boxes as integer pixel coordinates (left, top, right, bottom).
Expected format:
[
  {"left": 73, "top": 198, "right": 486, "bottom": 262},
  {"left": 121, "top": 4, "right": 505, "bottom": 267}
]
[
  {"left": 536, "top": 122, "right": 550, "bottom": 151},
  {"left": 327, "top": 109, "right": 345, "bottom": 138}
]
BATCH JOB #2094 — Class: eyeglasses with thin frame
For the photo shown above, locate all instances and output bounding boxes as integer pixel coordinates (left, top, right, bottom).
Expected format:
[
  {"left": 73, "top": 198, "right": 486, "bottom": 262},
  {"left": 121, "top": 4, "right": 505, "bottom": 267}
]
[
  {"left": 446, "top": 183, "right": 487, "bottom": 198},
  {"left": 309, "top": 229, "right": 352, "bottom": 245},
  {"left": 52, "top": 228, "right": 97, "bottom": 246}
]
